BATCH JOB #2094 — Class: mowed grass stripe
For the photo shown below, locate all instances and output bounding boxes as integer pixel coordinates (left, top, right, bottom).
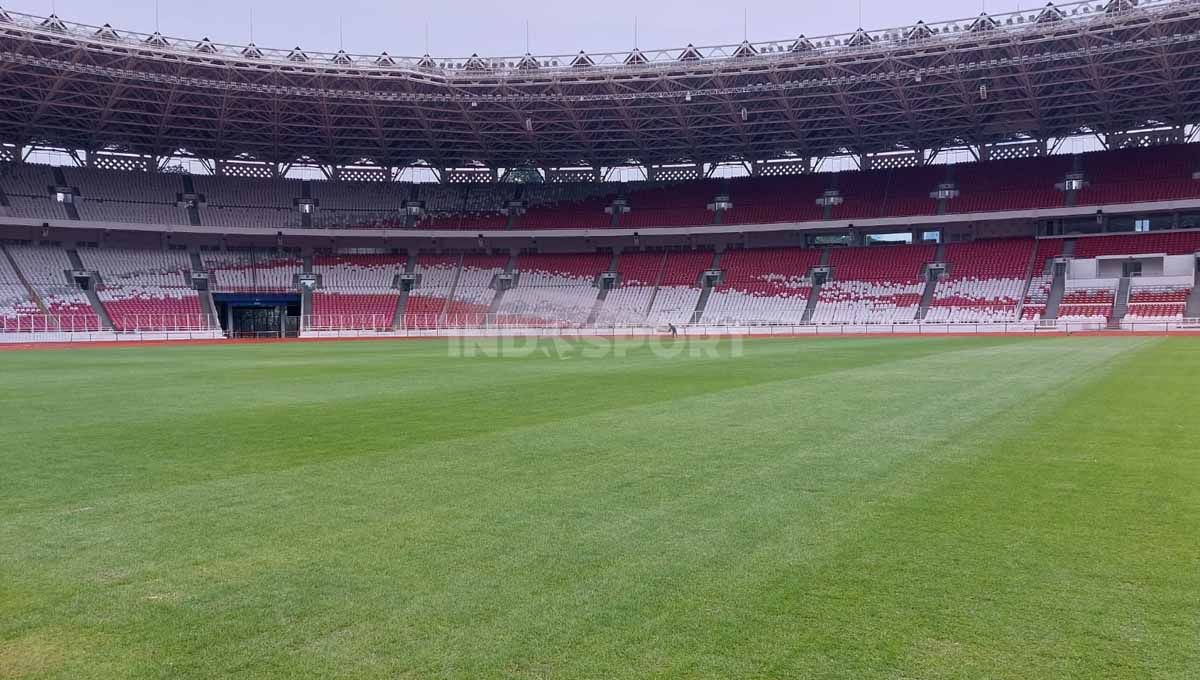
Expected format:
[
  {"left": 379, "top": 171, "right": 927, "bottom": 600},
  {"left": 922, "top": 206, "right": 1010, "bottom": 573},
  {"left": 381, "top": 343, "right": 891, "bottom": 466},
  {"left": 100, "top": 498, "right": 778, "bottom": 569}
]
[
  {"left": 2, "top": 337, "right": 1179, "bottom": 679},
  {"left": 0, "top": 336, "right": 1010, "bottom": 513}
]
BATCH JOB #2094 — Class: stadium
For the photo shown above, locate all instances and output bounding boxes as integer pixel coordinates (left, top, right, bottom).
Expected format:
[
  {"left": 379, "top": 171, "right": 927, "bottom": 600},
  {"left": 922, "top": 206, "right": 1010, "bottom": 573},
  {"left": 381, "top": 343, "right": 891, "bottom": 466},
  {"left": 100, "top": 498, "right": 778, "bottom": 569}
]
[{"left": 0, "top": 0, "right": 1198, "bottom": 677}]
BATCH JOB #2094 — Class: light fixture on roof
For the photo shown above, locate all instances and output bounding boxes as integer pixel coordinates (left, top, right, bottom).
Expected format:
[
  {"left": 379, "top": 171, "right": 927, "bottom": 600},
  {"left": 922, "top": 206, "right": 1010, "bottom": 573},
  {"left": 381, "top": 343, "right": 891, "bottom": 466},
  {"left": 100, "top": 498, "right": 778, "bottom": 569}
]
[
  {"left": 740, "top": 107, "right": 749, "bottom": 122},
  {"left": 685, "top": 92, "right": 692, "bottom": 102}
]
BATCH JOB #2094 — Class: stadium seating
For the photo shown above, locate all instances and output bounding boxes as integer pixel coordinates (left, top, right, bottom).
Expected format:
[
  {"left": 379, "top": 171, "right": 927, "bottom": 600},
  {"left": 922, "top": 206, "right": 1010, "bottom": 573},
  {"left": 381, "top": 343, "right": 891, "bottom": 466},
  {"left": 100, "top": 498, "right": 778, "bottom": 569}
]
[
  {"left": 0, "top": 248, "right": 44, "bottom": 331},
  {"left": 947, "top": 155, "right": 1071, "bottom": 214},
  {"left": 401, "top": 254, "right": 507, "bottom": 328},
  {"left": 619, "top": 181, "right": 719, "bottom": 228},
  {"left": 1124, "top": 281, "right": 1192, "bottom": 322},
  {"left": 703, "top": 248, "right": 822, "bottom": 324},
  {"left": 309, "top": 254, "right": 406, "bottom": 330},
  {"left": 1057, "top": 281, "right": 1117, "bottom": 322},
  {"left": 924, "top": 238, "right": 1035, "bottom": 323},
  {"left": 593, "top": 252, "right": 664, "bottom": 325},
  {"left": 203, "top": 250, "right": 302, "bottom": 293},
  {"left": 494, "top": 253, "right": 609, "bottom": 326},
  {"left": 722, "top": 175, "right": 827, "bottom": 225},
  {"left": 645, "top": 251, "right": 714, "bottom": 324},
  {"left": 1076, "top": 145, "right": 1200, "bottom": 206},
  {"left": 811, "top": 244, "right": 935, "bottom": 324},
  {"left": 4, "top": 245, "right": 99, "bottom": 330},
  {"left": 1073, "top": 231, "right": 1200, "bottom": 258},
  {"left": 79, "top": 247, "right": 210, "bottom": 330},
  {"left": 5, "top": 145, "right": 1200, "bottom": 231},
  {"left": 311, "top": 292, "right": 397, "bottom": 329}
]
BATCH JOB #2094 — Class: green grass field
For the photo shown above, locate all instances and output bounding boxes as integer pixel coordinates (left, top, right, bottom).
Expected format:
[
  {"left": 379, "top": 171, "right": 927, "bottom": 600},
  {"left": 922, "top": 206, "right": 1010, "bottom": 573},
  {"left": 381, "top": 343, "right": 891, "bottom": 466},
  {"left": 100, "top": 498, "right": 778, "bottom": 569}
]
[{"left": 1, "top": 336, "right": 1197, "bottom": 679}]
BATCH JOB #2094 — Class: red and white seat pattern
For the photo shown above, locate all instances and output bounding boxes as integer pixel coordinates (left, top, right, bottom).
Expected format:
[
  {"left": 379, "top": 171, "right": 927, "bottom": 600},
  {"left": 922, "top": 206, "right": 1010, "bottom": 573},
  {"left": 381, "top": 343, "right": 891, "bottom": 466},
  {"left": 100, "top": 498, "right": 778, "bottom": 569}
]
[
  {"left": 0, "top": 248, "right": 44, "bottom": 331},
  {"left": 646, "top": 251, "right": 712, "bottom": 324},
  {"left": 4, "top": 245, "right": 100, "bottom": 330},
  {"left": 308, "top": 253, "right": 406, "bottom": 329},
  {"left": 1124, "top": 281, "right": 1191, "bottom": 321},
  {"left": 1021, "top": 275, "right": 1054, "bottom": 321},
  {"left": 1057, "top": 281, "right": 1116, "bottom": 322},
  {"left": 311, "top": 292, "right": 397, "bottom": 329},
  {"left": 704, "top": 248, "right": 821, "bottom": 324},
  {"left": 79, "top": 247, "right": 210, "bottom": 330},
  {"left": 925, "top": 238, "right": 1034, "bottom": 323},
  {"left": 100, "top": 287, "right": 207, "bottom": 330},
  {"left": 811, "top": 244, "right": 934, "bottom": 324},
  {"left": 203, "top": 250, "right": 301, "bottom": 293},
  {"left": 495, "top": 253, "right": 609, "bottom": 326},
  {"left": 402, "top": 254, "right": 506, "bottom": 328},
  {"left": 403, "top": 255, "right": 458, "bottom": 328},
  {"left": 594, "top": 252, "right": 664, "bottom": 325}
]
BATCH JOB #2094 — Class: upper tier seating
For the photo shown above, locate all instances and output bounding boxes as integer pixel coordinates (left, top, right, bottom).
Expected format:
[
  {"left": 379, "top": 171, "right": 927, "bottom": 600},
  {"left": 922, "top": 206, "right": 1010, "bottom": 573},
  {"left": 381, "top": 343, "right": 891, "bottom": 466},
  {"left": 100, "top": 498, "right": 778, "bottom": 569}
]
[
  {"left": 1073, "top": 231, "right": 1200, "bottom": 258},
  {"left": 5, "top": 144, "right": 1200, "bottom": 230},
  {"left": 1077, "top": 145, "right": 1200, "bottom": 206},
  {"left": 722, "top": 174, "right": 828, "bottom": 225},
  {"left": 947, "top": 155, "right": 1072, "bottom": 213},
  {"left": 63, "top": 167, "right": 191, "bottom": 226},
  {"left": 834, "top": 166, "right": 941, "bottom": 220},
  {"left": 619, "top": 181, "right": 719, "bottom": 228}
]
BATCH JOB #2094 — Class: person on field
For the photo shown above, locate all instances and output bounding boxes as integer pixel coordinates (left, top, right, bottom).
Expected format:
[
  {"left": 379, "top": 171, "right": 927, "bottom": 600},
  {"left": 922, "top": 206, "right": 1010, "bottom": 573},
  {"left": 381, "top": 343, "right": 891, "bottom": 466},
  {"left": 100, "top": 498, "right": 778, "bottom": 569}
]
[{"left": 668, "top": 323, "right": 678, "bottom": 338}]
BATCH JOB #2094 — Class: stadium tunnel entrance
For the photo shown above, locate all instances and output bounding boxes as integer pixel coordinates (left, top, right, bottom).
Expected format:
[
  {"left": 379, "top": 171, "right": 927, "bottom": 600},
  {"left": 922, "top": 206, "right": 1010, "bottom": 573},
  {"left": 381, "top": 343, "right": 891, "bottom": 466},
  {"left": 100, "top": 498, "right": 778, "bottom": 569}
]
[{"left": 213, "top": 294, "right": 301, "bottom": 339}]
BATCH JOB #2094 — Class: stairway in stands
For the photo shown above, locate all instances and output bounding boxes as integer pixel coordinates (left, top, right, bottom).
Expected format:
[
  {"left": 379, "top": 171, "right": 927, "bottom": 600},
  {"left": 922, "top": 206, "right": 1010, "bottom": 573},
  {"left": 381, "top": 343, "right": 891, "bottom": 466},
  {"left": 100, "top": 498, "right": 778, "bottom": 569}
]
[
  {"left": 190, "top": 251, "right": 220, "bottom": 325},
  {"left": 586, "top": 252, "right": 619, "bottom": 325},
  {"left": 1186, "top": 261, "right": 1200, "bottom": 319},
  {"left": 487, "top": 253, "right": 518, "bottom": 314},
  {"left": 1109, "top": 276, "right": 1132, "bottom": 328},
  {"left": 690, "top": 251, "right": 722, "bottom": 323},
  {"left": 182, "top": 175, "right": 202, "bottom": 226},
  {"left": 67, "top": 248, "right": 114, "bottom": 329},
  {"left": 915, "top": 242, "right": 946, "bottom": 320},
  {"left": 801, "top": 249, "right": 830, "bottom": 323},
  {"left": 1042, "top": 239, "right": 1075, "bottom": 320},
  {"left": 300, "top": 254, "right": 314, "bottom": 320},
  {"left": 52, "top": 168, "right": 81, "bottom": 220}
]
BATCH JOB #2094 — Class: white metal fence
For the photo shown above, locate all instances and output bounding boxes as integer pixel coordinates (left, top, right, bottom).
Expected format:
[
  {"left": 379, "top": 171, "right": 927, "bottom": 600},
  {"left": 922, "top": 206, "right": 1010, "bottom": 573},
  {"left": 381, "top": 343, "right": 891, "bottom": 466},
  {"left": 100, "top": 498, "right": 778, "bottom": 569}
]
[
  {"left": 3, "top": 312, "right": 1198, "bottom": 341},
  {"left": 299, "top": 313, "right": 1200, "bottom": 336},
  {"left": 0, "top": 313, "right": 217, "bottom": 333},
  {"left": 108, "top": 313, "right": 218, "bottom": 331}
]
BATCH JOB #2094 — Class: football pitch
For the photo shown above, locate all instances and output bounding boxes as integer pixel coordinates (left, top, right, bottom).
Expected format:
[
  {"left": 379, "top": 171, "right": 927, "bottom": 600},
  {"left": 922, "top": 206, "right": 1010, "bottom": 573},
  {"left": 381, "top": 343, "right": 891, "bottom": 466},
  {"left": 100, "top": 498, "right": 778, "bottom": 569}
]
[{"left": 0, "top": 335, "right": 1197, "bottom": 679}]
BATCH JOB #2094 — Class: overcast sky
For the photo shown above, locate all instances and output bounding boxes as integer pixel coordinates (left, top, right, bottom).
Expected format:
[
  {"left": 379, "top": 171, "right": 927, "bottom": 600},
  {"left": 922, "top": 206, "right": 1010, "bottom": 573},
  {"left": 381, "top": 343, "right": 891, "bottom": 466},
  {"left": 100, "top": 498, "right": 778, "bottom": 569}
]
[{"left": 4, "top": 0, "right": 1024, "bottom": 58}]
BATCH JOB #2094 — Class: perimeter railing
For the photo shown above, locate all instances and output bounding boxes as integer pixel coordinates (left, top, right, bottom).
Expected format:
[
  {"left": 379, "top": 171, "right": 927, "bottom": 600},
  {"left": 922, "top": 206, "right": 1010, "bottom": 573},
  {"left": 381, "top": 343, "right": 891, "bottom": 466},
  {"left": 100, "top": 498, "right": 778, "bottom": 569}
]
[
  {"left": 298, "top": 313, "right": 1200, "bottom": 336},
  {"left": 107, "top": 314, "right": 219, "bottom": 332}
]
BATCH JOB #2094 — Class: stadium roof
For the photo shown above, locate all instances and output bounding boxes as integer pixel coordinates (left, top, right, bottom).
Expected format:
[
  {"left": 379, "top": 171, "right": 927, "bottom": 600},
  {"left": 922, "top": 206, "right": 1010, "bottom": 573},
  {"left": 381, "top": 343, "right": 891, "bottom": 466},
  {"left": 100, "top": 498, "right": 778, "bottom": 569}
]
[{"left": 1, "top": 0, "right": 1199, "bottom": 169}]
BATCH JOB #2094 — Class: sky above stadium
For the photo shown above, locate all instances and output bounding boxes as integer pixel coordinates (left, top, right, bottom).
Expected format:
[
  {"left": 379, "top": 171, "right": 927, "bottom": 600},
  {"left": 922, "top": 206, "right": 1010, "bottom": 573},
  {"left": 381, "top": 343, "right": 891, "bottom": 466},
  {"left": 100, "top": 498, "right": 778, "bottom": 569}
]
[{"left": 6, "top": 0, "right": 1029, "bottom": 57}]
